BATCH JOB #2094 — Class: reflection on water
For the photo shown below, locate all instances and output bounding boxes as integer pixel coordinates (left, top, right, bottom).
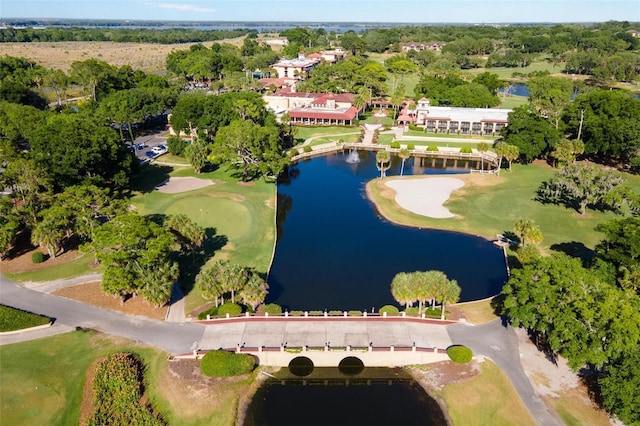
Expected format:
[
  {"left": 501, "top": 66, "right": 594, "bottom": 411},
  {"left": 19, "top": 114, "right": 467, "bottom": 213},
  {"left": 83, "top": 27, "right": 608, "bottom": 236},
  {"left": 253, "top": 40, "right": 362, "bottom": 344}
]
[{"left": 243, "top": 367, "right": 447, "bottom": 426}]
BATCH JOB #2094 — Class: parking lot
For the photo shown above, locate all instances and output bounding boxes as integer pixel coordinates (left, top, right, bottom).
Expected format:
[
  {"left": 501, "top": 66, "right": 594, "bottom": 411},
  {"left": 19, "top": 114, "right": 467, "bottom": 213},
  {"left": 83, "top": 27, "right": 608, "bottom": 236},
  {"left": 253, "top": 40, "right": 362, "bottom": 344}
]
[{"left": 129, "top": 130, "right": 169, "bottom": 164}]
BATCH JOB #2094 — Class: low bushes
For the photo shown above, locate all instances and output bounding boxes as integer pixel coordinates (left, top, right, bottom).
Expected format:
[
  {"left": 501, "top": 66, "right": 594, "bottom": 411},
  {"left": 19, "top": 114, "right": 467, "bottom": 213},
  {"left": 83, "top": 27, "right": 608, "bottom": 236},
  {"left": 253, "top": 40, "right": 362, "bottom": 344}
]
[
  {"left": 217, "top": 302, "right": 242, "bottom": 316},
  {"left": 31, "top": 252, "right": 45, "bottom": 264},
  {"left": 0, "top": 305, "right": 50, "bottom": 332},
  {"left": 303, "top": 145, "right": 312, "bottom": 153},
  {"left": 426, "top": 145, "right": 439, "bottom": 152},
  {"left": 379, "top": 305, "right": 400, "bottom": 316},
  {"left": 447, "top": 345, "right": 473, "bottom": 363},
  {"left": 200, "top": 350, "right": 255, "bottom": 377},
  {"left": 460, "top": 146, "right": 473, "bottom": 154},
  {"left": 390, "top": 141, "right": 401, "bottom": 149},
  {"left": 88, "top": 353, "right": 164, "bottom": 425},
  {"left": 407, "top": 143, "right": 415, "bottom": 150},
  {"left": 197, "top": 306, "right": 218, "bottom": 320},
  {"left": 258, "top": 303, "right": 282, "bottom": 315}
]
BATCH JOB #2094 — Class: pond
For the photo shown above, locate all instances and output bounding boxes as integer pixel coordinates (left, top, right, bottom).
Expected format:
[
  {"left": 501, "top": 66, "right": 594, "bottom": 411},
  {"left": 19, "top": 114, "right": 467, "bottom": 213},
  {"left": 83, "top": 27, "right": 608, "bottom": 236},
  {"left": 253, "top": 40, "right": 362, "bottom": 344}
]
[
  {"left": 266, "top": 150, "right": 508, "bottom": 311},
  {"left": 243, "top": 366, "right": 447, "bottom": 426}
]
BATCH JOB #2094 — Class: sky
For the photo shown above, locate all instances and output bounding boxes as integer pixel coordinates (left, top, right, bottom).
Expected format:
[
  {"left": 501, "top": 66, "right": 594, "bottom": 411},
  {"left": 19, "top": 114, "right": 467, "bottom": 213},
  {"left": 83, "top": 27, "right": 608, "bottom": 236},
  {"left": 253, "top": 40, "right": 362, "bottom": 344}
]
[{"left": 1, "top": 0, "right": 639, "bottom": 24}]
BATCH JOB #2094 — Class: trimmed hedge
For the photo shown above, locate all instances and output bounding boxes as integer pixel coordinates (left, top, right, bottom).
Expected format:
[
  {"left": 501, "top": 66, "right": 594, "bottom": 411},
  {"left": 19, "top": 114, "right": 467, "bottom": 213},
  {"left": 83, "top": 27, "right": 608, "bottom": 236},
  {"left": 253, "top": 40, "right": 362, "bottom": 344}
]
[
  {"left": 407, "top": 143, "right": 415, "bottom": 150},
  {"left": 31, "top": 252, "right": 45, "bottom": 264},
  {"left": 460, "top": 146, "right": 473, "bottom": 154},
  {"left": 258, "top": 303, "right": 283, "bottom": 315},
  {"left": 200, "top": 350, "right": 255, "bottom": 377},
  {"left": 197, "top": 306, "right": 218, "bottom": 320},
  {"left": 0, "top": 305, "right": 50, "bottom": 332},
  {"left": 217, "top": 302, "right": 242, "bottom": 316},
  {"left": 379, "top": 305, "right": 400, "bottom": 316},
  {"left": 447, "top": 345, "right": 473, "bottom": 363},
  {"left": 389, "top": 141, "right": 401, "bottom": 149}
]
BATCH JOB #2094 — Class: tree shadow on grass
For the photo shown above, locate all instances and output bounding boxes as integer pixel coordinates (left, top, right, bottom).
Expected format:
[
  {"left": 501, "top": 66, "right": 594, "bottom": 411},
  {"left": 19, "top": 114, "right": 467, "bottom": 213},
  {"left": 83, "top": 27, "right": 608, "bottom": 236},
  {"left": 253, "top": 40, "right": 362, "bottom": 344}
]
[
  {"left": 130, "top": 164, "right": 173, "bottom": 194},
  {"left": 177, "top": 227, "right": 228, "bottom": 297},
  {"left": 550, "top": 241, "right": 594, "bottom": 263}
]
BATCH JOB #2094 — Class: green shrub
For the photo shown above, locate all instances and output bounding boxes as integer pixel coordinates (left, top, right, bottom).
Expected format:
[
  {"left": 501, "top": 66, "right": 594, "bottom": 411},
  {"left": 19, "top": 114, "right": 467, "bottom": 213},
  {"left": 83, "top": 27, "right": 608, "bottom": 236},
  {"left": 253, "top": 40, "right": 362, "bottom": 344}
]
[
  {"left": 309, "top": 310, "right": 323, "bottom": 316},
  {"left": 422, "top": 307, "right": 441, "bottom": 317},
  {"left": 218, "top": 302, "right": 242, "bottom": 316},
  {"left": 31, "top": 252, "right": 45, "bottom": 264},
  {"left": 328, "top": 310, "right": 343, "bottom": 316},
  {"left": 259, "top": 303, "right": 282, "bottom": 315},
  {"left": 348, "top": 310, "right": 363, "bottom": 316},
  {"left": 200, "top": 350, "right": 255, "bottom": 377},
  {"left": 405, "top": 307, "right": 419, "bottom": 316},
  {"left": 408, "top": 123, "right": 421, "bottom": 131},
  {"left": 166, "top": 135, "right": 188, "bottom": 156},
  {"left": 407, "top": 143, "right": 415, "bottom": 150},
  {"left": 303, "top": 145, "right": 312, "bottom": 153},
  {"left": 460, "top": 146, "right": 473, "bottom": 154},
  {"left": 426, "top": 145, "right": 439, "bottom": 152},
  {"left": 289, "top": 149, "right": 299, "bottom": 157},
  {"left": 197, "top": 306, "right": 219, "bottom": 320},
  {"left": 379, "top": 305, "right": 399, "bottom": 316},
  {"left": 447, "top": 345, "right": 473, "bottom": 363},
  {"left": 390, "top": 141, "right": 401, "bottom": 149},
  {"left": 290, "top": 310, "right": 304, "bottom": 316},
  {"left": 0, "top": 305, "right": 50, "bottom": 332}
]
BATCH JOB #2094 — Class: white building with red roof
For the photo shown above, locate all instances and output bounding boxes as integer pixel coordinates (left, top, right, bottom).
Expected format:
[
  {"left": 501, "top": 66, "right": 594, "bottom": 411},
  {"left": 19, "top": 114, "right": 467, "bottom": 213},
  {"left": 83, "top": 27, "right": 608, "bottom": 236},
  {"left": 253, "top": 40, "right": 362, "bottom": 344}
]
[{"left": 264, "top": 89, "right": 358, "bottom": 125}]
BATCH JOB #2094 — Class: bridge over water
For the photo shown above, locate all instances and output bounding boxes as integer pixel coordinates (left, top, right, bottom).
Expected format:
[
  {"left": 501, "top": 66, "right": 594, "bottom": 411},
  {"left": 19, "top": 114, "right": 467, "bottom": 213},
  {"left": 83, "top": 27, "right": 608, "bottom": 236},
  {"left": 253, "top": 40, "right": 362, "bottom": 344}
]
[{"left": 187, "top": 315, "right": 458, "bottom": 367}]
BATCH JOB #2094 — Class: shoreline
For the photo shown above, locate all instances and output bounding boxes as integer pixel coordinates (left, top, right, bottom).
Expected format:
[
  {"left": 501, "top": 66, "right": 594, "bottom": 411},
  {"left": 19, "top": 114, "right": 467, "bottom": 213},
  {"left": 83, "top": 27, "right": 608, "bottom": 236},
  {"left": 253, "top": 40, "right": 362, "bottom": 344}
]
[{"left": 364, "top": 175, "right": 497, "bottom": 243}]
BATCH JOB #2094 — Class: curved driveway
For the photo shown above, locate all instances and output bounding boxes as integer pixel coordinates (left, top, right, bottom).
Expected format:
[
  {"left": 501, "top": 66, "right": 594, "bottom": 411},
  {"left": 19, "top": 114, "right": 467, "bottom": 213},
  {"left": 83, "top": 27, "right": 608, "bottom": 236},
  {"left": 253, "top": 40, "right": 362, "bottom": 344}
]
[
  {"left": 448, "top": 319, "right": 562, "bottom": 426},
  {"left": 0, "top": 275, "right": 204, "bottom": 354}
]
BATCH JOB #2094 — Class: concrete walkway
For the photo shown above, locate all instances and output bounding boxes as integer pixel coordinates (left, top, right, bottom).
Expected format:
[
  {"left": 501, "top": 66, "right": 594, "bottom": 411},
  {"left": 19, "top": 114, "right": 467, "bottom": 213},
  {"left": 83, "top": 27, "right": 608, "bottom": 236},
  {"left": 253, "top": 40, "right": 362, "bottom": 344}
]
[
  {"left": 22, "top": 273, "right": 103, "bottom": 293},
  {"left": 448, "top": 319, "right": 562, "bottom": 426},
  {"left": 165, "top": 282, "right": 186, "bottom": 323}
]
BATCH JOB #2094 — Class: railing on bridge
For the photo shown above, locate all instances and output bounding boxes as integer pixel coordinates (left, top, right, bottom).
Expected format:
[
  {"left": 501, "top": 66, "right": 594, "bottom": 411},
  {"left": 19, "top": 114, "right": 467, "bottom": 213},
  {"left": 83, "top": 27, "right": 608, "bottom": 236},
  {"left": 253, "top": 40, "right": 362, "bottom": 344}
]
[
  {"left": 196, "top": 310, "right": 457, "bottom": 324},
  {"left": 290, "top": 142, "right": 499, "bottom": 173}
]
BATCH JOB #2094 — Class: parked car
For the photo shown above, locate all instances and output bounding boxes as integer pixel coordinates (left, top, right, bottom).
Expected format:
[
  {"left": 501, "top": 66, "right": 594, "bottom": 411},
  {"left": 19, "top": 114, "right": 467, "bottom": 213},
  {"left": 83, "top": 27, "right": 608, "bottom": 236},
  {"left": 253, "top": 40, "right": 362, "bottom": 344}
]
[
  {"left": 151, "top": 145, "right": 165, "bottom": 154},
  {"left": 135, "top": 142, "right": 147, "bottom": 150}
]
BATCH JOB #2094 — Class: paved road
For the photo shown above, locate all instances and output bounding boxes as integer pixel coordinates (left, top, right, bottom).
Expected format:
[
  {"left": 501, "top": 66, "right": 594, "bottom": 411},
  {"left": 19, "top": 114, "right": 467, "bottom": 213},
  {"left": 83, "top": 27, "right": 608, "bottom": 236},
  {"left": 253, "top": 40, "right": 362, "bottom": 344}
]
[
  {"left": 448, "top": 319, "right": 562, "bottom": 426},
  {"left": 0, "top": 275, "right": 204, "bottom": 354}
]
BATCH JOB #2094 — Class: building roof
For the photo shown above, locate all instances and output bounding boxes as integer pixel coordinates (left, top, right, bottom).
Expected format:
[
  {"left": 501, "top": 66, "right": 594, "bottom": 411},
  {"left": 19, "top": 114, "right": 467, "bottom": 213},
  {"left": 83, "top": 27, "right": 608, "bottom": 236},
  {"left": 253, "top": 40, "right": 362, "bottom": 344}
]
[
  {"left": 289, "top": 106, "right": 358, "bottom": 121},
  {"left": 421, "top": 106, "right": 511, "bottom": 123},
  {"left": 312, "top": 93, "right": 356, "bottom": 105},
  {"left": 258, "top": 77, "right": 296, "bottom": 88},
  {"left": 272, "top": 56, "right": 321, "bottom": 69}
]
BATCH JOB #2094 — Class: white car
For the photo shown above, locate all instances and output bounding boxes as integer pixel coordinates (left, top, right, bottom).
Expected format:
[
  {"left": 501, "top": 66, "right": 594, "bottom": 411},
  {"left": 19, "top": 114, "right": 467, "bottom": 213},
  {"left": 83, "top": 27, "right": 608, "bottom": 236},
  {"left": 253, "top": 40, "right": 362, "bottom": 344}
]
[{"left": 151, "top": 145, "right": 166, "bottom": 154}]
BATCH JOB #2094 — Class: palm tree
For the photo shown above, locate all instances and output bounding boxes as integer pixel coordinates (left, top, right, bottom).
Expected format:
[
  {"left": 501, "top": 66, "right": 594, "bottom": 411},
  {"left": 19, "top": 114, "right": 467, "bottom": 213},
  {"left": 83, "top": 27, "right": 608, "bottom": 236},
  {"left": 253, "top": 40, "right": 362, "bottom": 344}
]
[
  {"left": 494, "top": 141, "right": 509, "bottom": 175},
  {"left": 391, "top": 272, "right": 415, "bottom": 309},
  {"left": 504, "top": 144, "right": 520, "bottom": 172},
  {"left": 140, "top": 262, "right": 179, "bottom": 307},
  {"left": 477, "top": 142, "right": 490, "bottom": 171},
  {"left": 514, "top": 218, "right": 543, "bottom": 246},
  {"left": 376, "top": 149, "right": 391, "bottom": 179},
  {"left": 398, "top": 148, "right": 411, "bottom": 176},
  {"left": 419, "top": 270, "right": 447, "bottom": 311},
  {"left": 438, "top": 279, "right": 461, "bottom": 320},
  {"left": 239, "top": 273, "right": 269, "bottom": 311},
  {"left": 196, "top": 266, "right": 225, "bottom": 307}
]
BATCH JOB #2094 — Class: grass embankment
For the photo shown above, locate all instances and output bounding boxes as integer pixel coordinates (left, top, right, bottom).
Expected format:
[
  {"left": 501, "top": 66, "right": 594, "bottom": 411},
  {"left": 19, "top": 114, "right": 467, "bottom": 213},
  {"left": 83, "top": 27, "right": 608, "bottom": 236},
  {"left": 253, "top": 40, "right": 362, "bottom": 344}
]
[
  {"left": 0, "top": 305, "right": 50, "bottom": 331},
  {"left": 4, "top": 253, "right": 98, "bottom": 283},
  {"left": 368, "top": 163, "right": 640, "bottom": 253},
  {"left": 441, "top": 361, "right": 537, "bottom": 426},
  {"left": 0, "top": 331, "right": 248, "bottom": 426},
  {"left": 130, "top": 163, "right": 276, "bottom": 314}
]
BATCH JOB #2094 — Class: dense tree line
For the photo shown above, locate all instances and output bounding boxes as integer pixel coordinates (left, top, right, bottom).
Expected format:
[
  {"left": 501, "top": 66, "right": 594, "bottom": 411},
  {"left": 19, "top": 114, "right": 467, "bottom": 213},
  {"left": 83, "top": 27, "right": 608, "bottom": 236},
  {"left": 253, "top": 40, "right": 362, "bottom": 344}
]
[
  {"left": 0, "top": 27, "right": 249, "bottom": 44},
  {"left": 501, "top": 216, "right": 640, "bottom": 424}
]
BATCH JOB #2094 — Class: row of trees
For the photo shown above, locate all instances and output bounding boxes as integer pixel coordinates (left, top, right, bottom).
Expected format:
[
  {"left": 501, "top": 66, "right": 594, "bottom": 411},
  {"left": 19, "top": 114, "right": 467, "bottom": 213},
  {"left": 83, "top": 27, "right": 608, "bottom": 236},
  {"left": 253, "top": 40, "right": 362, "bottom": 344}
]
[
  {"left": 196, "top": 260, "right": 269, "bottom": 311},
  {"left": 390, "top": 270, "right": 461, "bottom": 320}
]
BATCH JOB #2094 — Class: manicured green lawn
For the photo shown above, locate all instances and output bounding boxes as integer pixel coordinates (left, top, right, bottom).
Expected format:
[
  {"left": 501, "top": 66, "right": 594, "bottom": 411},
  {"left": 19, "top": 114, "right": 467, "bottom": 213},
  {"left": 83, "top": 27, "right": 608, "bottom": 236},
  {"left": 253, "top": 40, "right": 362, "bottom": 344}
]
[
  {"left": 441, "top": 360, "right": 537, "bottom": 426},
  {"left": 0, "top": 331, "right": 245, "bottom": 426},
  {"left": 308, "top": 133, "right": 360, "bottom": 146},
  {"left": 4, "top": 254, "right": 99, "bottom": 283},
  {"left": 499, "top": 94, "right": 529, "bottom": 110},
  {"left": 131, "top": 163, "right": 276, "bottom": 313},
  {"left": 467, "top": 60, "right": 566, "bottom": 79},
  {"left": 0, "top": 332, "right": 164, "bottom": 426},
  {"left": 369, "top": 163, "right": 640, "bottom": 253},
  {"left": 295, "top": 126, "right": 359, "bottom": 142},
  {"left": 0, "top": 305, "right": 50, "bottom": 331}
]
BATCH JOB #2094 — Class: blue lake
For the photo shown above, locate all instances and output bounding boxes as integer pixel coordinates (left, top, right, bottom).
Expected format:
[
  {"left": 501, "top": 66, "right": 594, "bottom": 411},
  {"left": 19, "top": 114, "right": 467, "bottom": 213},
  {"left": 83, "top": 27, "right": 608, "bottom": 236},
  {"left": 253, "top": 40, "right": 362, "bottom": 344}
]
[{"left": 266, "top": 150, "right": 508, "bottom": 311}]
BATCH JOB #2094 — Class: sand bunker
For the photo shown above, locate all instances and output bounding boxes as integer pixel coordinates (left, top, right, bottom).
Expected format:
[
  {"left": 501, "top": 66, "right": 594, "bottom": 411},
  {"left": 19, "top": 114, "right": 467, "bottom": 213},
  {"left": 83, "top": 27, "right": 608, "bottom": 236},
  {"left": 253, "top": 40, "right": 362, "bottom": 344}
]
[
  {"left": 155, "top": 177, "right": 214, "bottom": 194},
  {"left": 385, "top": 177, "right": 465, "bottom": 218}
]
